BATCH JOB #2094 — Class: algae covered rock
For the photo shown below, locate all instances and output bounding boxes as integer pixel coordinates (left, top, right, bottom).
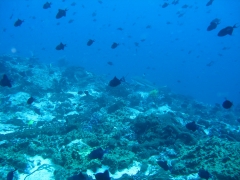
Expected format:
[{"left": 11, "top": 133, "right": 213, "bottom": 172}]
[
  {"left": 172, "top": 136, "right": 240, "bottom": 179},
  {"left": 102, "top": 148, "right": 135, "bottom": 173}
]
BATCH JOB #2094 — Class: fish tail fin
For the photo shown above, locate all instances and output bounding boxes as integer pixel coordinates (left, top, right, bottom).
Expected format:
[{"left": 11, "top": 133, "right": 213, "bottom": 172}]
[{"left": 233, "top": 24, "right": 238, "bottom": 28}]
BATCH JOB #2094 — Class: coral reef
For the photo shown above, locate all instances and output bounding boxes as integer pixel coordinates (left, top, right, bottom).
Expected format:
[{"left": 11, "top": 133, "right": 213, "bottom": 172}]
[{"left": 0, "top": 55, "right": 239, "bottom": 179}]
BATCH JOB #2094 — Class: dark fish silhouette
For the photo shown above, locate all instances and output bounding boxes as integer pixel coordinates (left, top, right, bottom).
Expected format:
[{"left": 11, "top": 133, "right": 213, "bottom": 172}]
[
  {"left": 14, "top": 19, "right": 24, "bottom": 27},
  {"left": 218, "top": 24, "right": 237, "bottom": 36},
  {"left": 162, "top": 2, "right": 169, "bottom": 8},
  {"left": 186, "top": 121, "right": 198, "bottom": 132},
  {"left": 43, "top": 2, "right": 51, "bottom": 9},
  {"left": 182, "top": 4, "right": 188, "bottom": 8},
  {"left": 87, "top": 39, "right": 94, "bottom": 46},
  {"left": 88, "top": 147, "right": 107, "bottom": 160},
  {"left": 95, "top": 170, "right": 111, "bottom": 180},
  {"left": 92, "top": 12, "right": 97, "bottom": 17},
  {"left": 109, "top": 76, "right": 125, "bottom": 87},
  {"left": 71, "top": 2, "right": 76, "bottom": 6},
  {"left": 7, "top": 169, "right": 17, "bottom": 180},
  {"left": 157, "top": 160, "right": 170, "bottom": 171},
  {"left": 56, "top": 42, "right": 66, "bottom": 50},
  {"left": 56, "top": 9, "right": 67, "bottom": 19},
  {"left": 107, "top": 61, "right": 113, "bottom": 65},
  {"left": 222, "top": 100, "right": 233, "bottom": 109},
  {"left": 27, "top": 97, "right": 34, "bottom": 104},
  {"left": 0, "top": 74, "right": 12, "bottom": 88},
  {"left": 206, "top": 0, "right": 214, "bottom": 6},
  {"left": 111, "top": 42, "right": 119, "bottom": 49},
  {"left": 206, "top": 61, "right": 214, "bottom": 67},
  {"left": 67, "top": 172, "right": 90, "bottom": 180},
  {"left": 68, "top": 19, "right": 74, "bottom": 23},
  {"left": 172, "top": 0, "right": 179, "bottom": 5},
  {"left": 146, "top": 25, "right": 151, "bottom": 29},
  {"left": 134, "top": 42, "right": 139, "bottom": 47},
  {"left": 84, "top": 90, "right": 89, "bottom": 96},
  {"left": 198, "top": 169, "right": 211, "bottom": 180},
  {"left": 207, "top": 18, "right": 220, "bottom": 31},
  {"left": 117, "top": 27, "right": 123, "bottom": 31}
]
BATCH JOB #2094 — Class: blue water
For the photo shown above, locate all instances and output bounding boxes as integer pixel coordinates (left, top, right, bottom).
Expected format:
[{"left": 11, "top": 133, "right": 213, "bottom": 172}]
[{"left": 0, "top": 0, "right": 240, "bottom": 105}]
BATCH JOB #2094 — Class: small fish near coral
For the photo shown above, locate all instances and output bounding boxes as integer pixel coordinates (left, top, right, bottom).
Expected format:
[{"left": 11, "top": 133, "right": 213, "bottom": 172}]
[
  {"left": 157, "top": 160, "right": 171, "bottom": 171},
  {"left": 222, "top": 100, "right": 233, "bottom": 109},
  {"left": 7, "top": 169, "right": 17, "bottom": 180},
  {"left": 95, "top": 170, "right": 111, "bottom": 180},
  {"left": 186, "top": 121, "right": 198, "bottom": 132},
  {"left": 27, "top": 97, "right": 34, "bottom": 105},
  {"left": 67, "top": 172, "right": 92, "bottom": 180},
  {"left": 108, "top": 76, "right": 125, "bottom": 87},
  {"left": 88, "top": 147, "right": 108, "bottom": 160},
  {"left": 198, "top": 169, "right": 211, "bottom": 180},
  {"left": 0, "top": 74, "right": 12, "bottom": 88},
  {"left": 84, "top": 90, "right": 90, "bottom": 96}
]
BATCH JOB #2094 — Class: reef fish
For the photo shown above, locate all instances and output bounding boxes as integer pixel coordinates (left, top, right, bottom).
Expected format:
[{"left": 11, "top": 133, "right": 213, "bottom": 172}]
[
  {"left": 157, "top": 160, "right": 170, "bottom": 171},
  {"left": 71, "top": 2, "right": 76, "bottom": 6},
  {"left": 87, "top": 39, "right": 95, "bottom": 46},
  {"left": 172, "top": 0, "right": 179, "bottom": 5},
  {"left": 207, "top": 18, "right": 220, "bottom": 31},
  {"left": 222, "top": 100, "right": 233, "bottom": 109},
  {"left": 0, "top": 74, "right": 12, "bottom": 88},
  {"left": 186, "top": 121, "right": 198, "bottom": 132},
  {"left": 162, "top": 2, "right": 169, "bottom": 8},
  {"left": 14, "top": 19, "right": 24, "bottom": 27},
  {"left": 56, "top": 42, "right": 66, "bottom": 50},
  {"left": 7, "top": 169, "right": 17, "bottom": 180},
  {"left": 88, "top": 147, "right": 107, "bottom": 160},
  {"left": 218, "top": 24, "right": 237, "bottom": 36},
  {"left": 109, "top": 76, "right": 125, "bottom": 87},
  {"left": 111, "top": 42, "right": 119, "bottom": 49},
  {"left": 95, "top": 170, "right": 111, "bottom": 180},
  {"left": 107, "top": 61, "right": 113, "bottom": 65},
  {"left": 27, "top": 97, "right": 34, "bottom": 104},
  {"left": 67, "top": 172, "right": 90, "bottom": 180},
  {"left": 43, "top": 2, "right": 51, "bottom": 9},
  {"left": 198, "top": 169, "right": 211, "bottom": 180},
  {"left": 56, "top": 9, "right": 67, "bottom": 19},
  {"left": 206, "top": 0, "right": 214, "bottom": 6}
]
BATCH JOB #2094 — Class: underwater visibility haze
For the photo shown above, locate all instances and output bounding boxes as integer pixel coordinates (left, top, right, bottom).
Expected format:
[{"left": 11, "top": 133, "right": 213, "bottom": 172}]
[{"left": 0, "top": 0, "right": 240, "bottom": 180}]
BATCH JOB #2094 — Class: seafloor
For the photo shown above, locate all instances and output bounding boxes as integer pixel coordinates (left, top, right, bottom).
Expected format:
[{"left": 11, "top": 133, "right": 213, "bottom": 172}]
[{"left": 0, "top": 55, "right": 239, "bottom": 180}]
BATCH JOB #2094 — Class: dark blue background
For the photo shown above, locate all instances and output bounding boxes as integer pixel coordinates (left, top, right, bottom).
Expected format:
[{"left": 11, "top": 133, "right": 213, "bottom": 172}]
[{"left": 0, "top": 0, "right": 239, "bottom": 105}]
